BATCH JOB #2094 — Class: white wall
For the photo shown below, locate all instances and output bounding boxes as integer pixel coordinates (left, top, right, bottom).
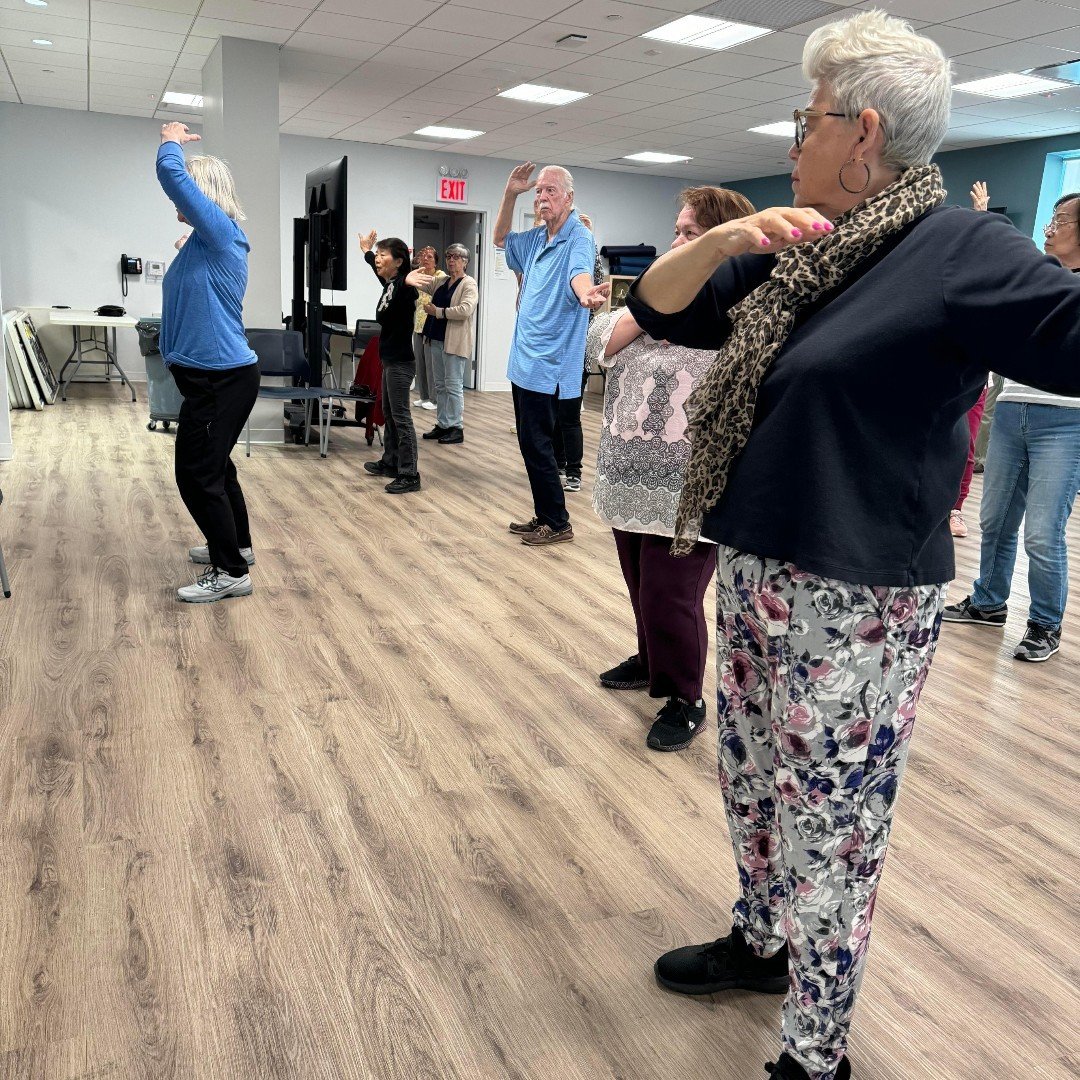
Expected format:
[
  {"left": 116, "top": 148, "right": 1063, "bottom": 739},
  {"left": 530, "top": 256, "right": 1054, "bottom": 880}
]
[{"left": 0, "top": 102, "right": 688, "bottom": 394}]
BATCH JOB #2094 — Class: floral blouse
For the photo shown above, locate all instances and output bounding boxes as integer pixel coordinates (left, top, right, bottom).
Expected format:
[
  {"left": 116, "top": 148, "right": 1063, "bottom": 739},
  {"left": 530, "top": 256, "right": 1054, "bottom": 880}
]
[{"left": 585, "top": 309, "right": 717, "bottom": 539}]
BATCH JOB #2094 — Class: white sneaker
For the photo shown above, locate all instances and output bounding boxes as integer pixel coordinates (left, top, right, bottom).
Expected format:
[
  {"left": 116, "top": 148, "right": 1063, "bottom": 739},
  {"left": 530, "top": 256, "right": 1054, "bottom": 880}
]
[
  {"left": 421, "top": 400, "right": 437, "bottom": 410},
  {"left": 177, "top": 567, "right": 253, "bottom": 603},
  {"left": 413, "top": 398, "right": 425, "bottom": 408},
  {"left": 189, "top": 544, "right": 255, "bottom": 566}
]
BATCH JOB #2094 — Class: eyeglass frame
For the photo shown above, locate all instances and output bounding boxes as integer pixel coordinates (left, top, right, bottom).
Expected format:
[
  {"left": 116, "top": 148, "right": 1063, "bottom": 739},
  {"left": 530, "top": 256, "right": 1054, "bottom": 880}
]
[
  {"left": 793, "top": 107, "right": 888, "bottom": 149},
  {"left": 1043, "top": 216, "right": 1079, "bottom": 236}
]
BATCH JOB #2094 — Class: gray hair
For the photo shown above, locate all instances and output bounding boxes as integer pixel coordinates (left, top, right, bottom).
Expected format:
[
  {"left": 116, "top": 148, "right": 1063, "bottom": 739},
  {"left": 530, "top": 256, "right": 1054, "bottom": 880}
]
[
  {"left": 802, "top": 10, "right": 951, "bottom": 172},
  {"left": 187, "top": 154, "right": 246, "bottom": 220},
  {"left": 445, "top": 242, "right": 469, "bottom": 264},
  {"left": 538, "top": 165, "right": 574, "bottom": 195}
]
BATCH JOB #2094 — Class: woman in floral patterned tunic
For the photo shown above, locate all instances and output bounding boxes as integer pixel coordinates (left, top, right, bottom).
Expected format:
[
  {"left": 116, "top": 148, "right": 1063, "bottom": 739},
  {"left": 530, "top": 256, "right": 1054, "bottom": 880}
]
[{"left": 585, "top": 187, "right": 754, "bottom": 752}]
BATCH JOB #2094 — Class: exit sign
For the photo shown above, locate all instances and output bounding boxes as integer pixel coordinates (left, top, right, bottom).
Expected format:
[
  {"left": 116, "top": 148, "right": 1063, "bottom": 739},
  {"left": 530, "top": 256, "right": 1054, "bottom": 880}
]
[{"left": 437, "top": 176, "right": 468, "bottom": 203}]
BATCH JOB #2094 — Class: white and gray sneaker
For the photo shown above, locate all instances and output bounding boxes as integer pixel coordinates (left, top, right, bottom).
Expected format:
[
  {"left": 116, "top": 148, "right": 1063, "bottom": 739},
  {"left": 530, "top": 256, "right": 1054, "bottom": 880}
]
[
  {"left": 177, "top": 567, "right": 253, "bottom": 604},
  {"left": 189, "top": 544, "right": 255, "bottom": 566}
]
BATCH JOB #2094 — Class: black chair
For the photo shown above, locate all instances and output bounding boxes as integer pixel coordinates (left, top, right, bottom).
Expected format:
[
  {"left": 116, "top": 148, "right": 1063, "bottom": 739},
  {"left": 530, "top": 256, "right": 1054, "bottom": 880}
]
[
  {"left": 244, "top": 328, "right": 332, "bottom": 457},
  {"left": 0, "top": 488, "right": 10, "bottom": 597}
]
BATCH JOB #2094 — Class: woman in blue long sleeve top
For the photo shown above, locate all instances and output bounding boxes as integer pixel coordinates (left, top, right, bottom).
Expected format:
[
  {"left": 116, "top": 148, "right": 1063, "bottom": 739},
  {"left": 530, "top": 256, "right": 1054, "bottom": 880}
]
[{"left": 156, "top": 121, "right": 259, "bottom": 604}]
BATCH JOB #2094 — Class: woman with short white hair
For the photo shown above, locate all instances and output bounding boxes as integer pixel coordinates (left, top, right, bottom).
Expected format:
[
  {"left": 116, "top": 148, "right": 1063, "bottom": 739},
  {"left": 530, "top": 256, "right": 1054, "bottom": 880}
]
[
  {"left": 624, "top": 12, "right": 1080, "bottom": 1080},
  {"left": 156, "top": 122, "right": 259, "bottom": 604}
]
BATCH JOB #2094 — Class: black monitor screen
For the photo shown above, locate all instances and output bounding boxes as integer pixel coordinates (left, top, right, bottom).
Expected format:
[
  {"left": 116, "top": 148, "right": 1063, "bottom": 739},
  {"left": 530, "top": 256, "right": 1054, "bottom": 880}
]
[{"left": 305, "top": 156, "right": 347, "bottom": 291}]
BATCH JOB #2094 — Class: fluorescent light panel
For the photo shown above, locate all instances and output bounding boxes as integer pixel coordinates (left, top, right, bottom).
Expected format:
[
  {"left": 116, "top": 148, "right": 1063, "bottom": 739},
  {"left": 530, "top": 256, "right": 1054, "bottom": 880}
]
[
  {"left": 954, "top": 73, "right": 1067, "bottom": 98},
  {"left": 748, "top": 121, "right": 794, "bottom": 137},
  {"left": 25, "top": 0, "right": 49, "bottom": 7},
  {"left": 412, "top": 125, "right": 484, "bottom": 139},
  {"left": 624, "top": 151, "right": 692, "bottom": 163},
  {"left": 31, "top": 37, "right": 52, "bottom": 45},
  {"left": 497, "top": 83, "right": 589, "bottom": 106},
  {"left": 163, "top": 92, "right": 203, "bottom": 107},
  {"left": 642, "top": 15, "right": 771, "bottom": 51}
]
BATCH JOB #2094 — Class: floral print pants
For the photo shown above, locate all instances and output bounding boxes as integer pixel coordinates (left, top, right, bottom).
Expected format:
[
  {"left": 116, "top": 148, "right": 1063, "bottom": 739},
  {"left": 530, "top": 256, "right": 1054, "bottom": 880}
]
[{"left": 715, "top": 547, "right": 946, "bottom": 1080}]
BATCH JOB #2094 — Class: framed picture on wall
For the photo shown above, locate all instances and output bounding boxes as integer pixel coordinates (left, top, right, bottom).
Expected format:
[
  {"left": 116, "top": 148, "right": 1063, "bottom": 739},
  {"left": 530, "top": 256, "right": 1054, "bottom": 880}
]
[{"left": 609, "top": 275, "right": 634, "bottom": 309}]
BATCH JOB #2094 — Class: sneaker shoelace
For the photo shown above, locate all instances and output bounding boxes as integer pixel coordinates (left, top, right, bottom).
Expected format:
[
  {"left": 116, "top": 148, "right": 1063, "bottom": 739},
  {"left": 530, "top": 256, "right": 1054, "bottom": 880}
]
[
  {"left": 1023, "top": 622, "right": 1053, "bottom": 645},
  {"left": 197, "top": 567, "right": 223, "bottom": 589}
]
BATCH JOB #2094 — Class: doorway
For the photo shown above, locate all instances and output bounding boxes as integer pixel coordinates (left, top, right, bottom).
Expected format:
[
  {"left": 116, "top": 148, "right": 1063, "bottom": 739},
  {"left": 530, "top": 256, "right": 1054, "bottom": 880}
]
[{"left": 412, "top": 206, "right": 483, "bottom": 390}]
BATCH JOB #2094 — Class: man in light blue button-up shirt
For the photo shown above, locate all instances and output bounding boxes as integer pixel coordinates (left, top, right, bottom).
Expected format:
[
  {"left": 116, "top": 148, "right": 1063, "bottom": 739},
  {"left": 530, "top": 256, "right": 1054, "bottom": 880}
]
[{"left": 495, "top": 162, "right": 606, "bottom": 546}]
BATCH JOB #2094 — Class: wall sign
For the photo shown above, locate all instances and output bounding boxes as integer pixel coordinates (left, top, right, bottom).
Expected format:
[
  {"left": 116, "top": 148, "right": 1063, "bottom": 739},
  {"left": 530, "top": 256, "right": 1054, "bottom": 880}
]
[{"left": 437, "top": 176, "right": 468, "bottom": 204}]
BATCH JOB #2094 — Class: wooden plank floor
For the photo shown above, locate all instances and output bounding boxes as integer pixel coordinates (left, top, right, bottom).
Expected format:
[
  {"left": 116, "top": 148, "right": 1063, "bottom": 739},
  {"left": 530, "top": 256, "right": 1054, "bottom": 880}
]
[{"left": 0, "top": 385, "right": 1076, "bottom": 1080}]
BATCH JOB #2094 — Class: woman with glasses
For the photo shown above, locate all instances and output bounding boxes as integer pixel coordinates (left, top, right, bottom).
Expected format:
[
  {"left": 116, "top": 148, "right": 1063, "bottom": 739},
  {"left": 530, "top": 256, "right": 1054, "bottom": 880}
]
[
  {"left": 418, "top": 243, "right": 477, "bottom": 444},
  {"left": 618, "top": 11, "right": 1080, "bottom": 1080},
  {"left": 944, "top": 188, "right": 1080, "bottom": 661}
]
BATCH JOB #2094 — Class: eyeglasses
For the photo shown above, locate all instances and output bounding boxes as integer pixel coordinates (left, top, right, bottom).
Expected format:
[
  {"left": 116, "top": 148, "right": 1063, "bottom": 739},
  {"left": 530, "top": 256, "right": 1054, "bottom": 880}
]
[
  {"left": 1043, "top": 217, "right": 1079, "bottom": 236},
  {"left": 446, "top": 253, "right": 466, "bottom": 259},
  {"left": 793, "top": 108, "right": 887, "bottom": 149}
]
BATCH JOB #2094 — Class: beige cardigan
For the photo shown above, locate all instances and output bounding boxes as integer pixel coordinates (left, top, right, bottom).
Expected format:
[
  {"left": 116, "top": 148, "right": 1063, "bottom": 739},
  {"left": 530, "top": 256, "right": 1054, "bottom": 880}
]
[{"left": 421, "top": 274, "right": 477, "bottom": 360}]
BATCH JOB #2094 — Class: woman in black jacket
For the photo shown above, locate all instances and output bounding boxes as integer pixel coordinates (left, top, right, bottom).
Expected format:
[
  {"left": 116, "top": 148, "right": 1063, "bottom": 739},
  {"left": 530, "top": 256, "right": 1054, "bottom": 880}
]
[
  {"left": 611, "top": 11, "right": 1080, "bottom": 1080},
  {"left": 358, "top": 231, "right": 431, "bottom": 494}
]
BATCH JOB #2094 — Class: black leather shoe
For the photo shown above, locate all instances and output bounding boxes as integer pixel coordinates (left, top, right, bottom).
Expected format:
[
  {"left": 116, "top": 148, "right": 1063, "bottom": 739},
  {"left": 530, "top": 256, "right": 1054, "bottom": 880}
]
[
  {"left": 422, "top": 425, "right": 449, "bottom": 440},
  {"left": 766, "top": 1053, "right": 850, "bottom": 1080},
  {"left": 438, "top": 427, "right": 464, "bottom": 444},
  {"left": 655, "top": 926, "right": 788, "bottom": 995},
  {"left": 385, "top": 473, "right": 421, "bottom": 494},
  {"left": 364, "top": 460, "right": 397, "bottom": 477}
]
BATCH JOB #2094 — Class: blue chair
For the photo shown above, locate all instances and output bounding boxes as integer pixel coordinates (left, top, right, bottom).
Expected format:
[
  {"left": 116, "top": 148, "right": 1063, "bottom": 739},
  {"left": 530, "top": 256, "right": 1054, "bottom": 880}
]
[{"left": 244, "top": 328, "right": 333, "bottom": 457}]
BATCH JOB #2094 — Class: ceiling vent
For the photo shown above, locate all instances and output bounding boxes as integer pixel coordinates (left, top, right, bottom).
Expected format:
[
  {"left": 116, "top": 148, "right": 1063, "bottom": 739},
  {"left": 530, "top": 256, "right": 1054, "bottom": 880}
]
[{"left": 697, "top": 0, "right": 843, "bottom": 32}]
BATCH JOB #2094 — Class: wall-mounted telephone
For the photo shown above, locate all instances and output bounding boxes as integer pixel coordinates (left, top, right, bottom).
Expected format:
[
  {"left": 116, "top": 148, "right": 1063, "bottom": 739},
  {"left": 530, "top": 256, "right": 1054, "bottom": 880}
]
[{"left": 120, "top": 253, "right": 142, "bottom": 298}]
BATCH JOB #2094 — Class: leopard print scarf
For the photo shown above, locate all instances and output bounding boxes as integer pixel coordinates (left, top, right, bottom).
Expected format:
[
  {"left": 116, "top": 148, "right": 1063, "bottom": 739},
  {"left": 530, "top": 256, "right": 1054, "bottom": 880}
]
[{"left": 671, "top": 164, "right": 945, "bottom": 555}]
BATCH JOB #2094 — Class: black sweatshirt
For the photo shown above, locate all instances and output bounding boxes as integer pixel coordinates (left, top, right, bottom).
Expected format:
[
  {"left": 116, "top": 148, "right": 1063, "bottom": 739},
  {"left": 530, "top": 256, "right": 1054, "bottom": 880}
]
[
  {"left": 627, "top": 205, "right": 1080, "bottom": 586},
  {"left": 365, "top": 250, "right": 418, "bottom": 365}
]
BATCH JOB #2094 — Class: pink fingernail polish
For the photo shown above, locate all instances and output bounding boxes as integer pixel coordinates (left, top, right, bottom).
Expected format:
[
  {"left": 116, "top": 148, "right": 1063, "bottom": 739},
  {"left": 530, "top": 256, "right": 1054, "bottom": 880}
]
[
  {"left": 791, "top": 228, "right": 802, "bottom": 238},
  {"left": 760, "top": 237, "right": 771, "bottom": 246},
  {"left": 812, "top": 222, "right": 823, "bottom": 230},
  {"left": 825, "top": 222, "right": 834, "bottom": 230}
]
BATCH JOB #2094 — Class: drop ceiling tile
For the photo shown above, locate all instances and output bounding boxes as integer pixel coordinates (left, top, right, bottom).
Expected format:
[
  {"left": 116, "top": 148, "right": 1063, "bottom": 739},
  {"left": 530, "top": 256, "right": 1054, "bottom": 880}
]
[
  {"left": 950, "top": 1, "right": 1080, "bottom": 38},
  {"left": 294, "top": 12, "right": 407, "bottom": 42},
  {"left": 556, "top": 54, "right": 665, "bottom": 79},
  {"left": 90, "top": 1, "right": 193, "bottom": 33},
  {"left": 317, "top": 0, "right": 436, "bottom": 19},
  {"left": 89, "top": 68, "right": 169, "bottom": 89},
  {"left": 0, "top": 9, "right": 87, "bottom": 35},
  {"left": 446, "top": 0, "right": 587, "bottom": 18},
  {"left": 856, "top": 0, "right": 1007, "bottom": 20},
  {"left": 511, "top": 21, "right": 629, "bottom": 55},
  {"left": 280, "top": 116, "right": 345, "bottom": 135},
  {"left": 477, "top": 41, "right": 576, "bottom": 69},
  {"left": 0, "top": 29, "right": 86, "bottom": 54},
  {"left": 419, "top": 6, "right": 539, "bottom": 39},
  {"left": 636, "top": 67, "right": 738, "bottom": 92},
  {"left": 90, "top": 55, "right": 174, "bottom": 77},
  {"left": 91, "top": 24, "right": 187, "bottom": 51},
  {"left": 1026, "top": 27, "right": 1080, "bottom": 53},
  {"left": 21, "top": 91, "right": 87, "bottom": 107},
  {"left": 596, "top": 81, "right": 685, "bottom": 103},
  {"left": 197, "top": 0, "right": 308, "bottom": 29},
  {"left": 918, "top": 24, "right": 1008, "bottom": 57},
  {"left": 89, "top": 39, "right": 182, "bottom": 64},
  {"left": 279, "top": 47, "right": 362, "bottom": 75},
  {"left": 7, "top": 57, "right": 85, "bottom": 80},
  {"left": 596, "top": 36, "right": 706, "bottom": 66},
  {"left": 0, "top": 0, "right": 89, "bottom": 19},
  {"left": 959, "top": 40, "right": 1080, "bottom": 73},
  {"left": 448, "top": 56, "right": 553, "bottom": 81},
  {"left": 681, "top": 51, "right": 793, "bottom": 78},
  {"left": 3, "top": 44, "right": 86, "bottom": 67},
  {"left": 952, "top": 98, "right": 1069, "bottom": 121},
  {"left": 730, "top": 32, "right": 807, "bottom": 64},
  {"left": 189, "top": 17, "right": 292, "bottom": 42},
  {"left": 391, "top": 27, "right": 496, "bottom": 58},
  {"left": 372, "top": 44, "right": 464, "bottom": 71},
  {"left": 546, "top": 0, "right": 678, "bottom": 36},
  {"left": 283, "top": 34, "right": 384, "bottom": 61},
  {"left": 126, "top": 0, "right": 204, "bottom": 12}
]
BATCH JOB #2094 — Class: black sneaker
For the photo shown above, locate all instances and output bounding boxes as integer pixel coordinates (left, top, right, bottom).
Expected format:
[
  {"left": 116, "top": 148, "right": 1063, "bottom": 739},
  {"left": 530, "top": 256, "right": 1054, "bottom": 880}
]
[
  {"left": 655, "top": 926, "right": 789, "bottom": 996},
  {"left": 385, "top": 474, "right": 421, "bottom": 494},
  {"left": 598, "top": 655, "right": 649, "bottom": 689},
  {"left": 422, "top": 425, "right": 449, "bottom": 440},
  {"left": 941, "top": 595, "right": 1007, "bottom": 627},
  {"left": 438, "top": 427, "right": 464, "bottom": 444},
  {"left": 364, "top": 460, "right": 397, "bottom": 477},
  {"left": 647, "top": 697, "right": 707, "bottom": 752},
  {"left": 1013, "top": 621, "right": 1061, "bottom": 662},
  {"left": 766, "top": 1053, "right": 850, "bottom": 1080}
]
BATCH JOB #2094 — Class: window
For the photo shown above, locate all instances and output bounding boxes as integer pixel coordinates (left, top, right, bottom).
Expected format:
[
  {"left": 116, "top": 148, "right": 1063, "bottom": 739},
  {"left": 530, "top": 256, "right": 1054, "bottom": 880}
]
[{"left": 1033, "top": 149, "right": 1080, "bottom": 242}]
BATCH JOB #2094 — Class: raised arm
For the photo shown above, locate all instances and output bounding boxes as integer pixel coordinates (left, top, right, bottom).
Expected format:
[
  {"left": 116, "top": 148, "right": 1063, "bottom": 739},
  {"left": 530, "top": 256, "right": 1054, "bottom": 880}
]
[
  {"left": 358, "top": 231, "right": 383, "bottom": 282},
  {"left": 156, "top": 124, "right": 235, "bottom": 251},
  {"left": 635, "top": 206, "right": 833, "bottom": 313},
  {"left": 494, "top": 162, "right": 536, "bottom": 248}
]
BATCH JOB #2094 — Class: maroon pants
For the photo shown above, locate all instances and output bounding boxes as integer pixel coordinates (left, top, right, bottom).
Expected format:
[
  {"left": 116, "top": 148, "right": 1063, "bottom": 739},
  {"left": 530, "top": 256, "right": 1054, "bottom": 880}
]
[
  {"left": 613, "top": 529, "right": 716, "bottom": 702},
  {"left": 954, "top": 386, "right": 988, "bottom": 512}
]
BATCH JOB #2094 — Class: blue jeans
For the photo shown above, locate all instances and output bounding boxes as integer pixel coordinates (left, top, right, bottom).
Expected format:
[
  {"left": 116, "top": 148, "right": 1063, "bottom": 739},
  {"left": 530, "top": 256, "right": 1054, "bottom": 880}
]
[
  {"left": 429, "top": 340, "right": 467, "bottom": 430},
  {"left": 971, "top": 402, "right": 1080, "bottom": 628}
]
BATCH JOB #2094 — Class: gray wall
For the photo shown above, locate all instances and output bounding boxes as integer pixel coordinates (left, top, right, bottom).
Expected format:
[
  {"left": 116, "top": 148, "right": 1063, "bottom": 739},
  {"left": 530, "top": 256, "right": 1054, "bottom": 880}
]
[{"left": 0, "top": 102, "right": 688, "bottom": 393}]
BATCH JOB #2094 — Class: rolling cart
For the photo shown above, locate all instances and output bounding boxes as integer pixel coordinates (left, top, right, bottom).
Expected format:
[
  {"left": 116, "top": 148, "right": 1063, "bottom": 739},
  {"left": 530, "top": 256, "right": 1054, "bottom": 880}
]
[{"left": 137, "top": 318, "right": 183, "bottom": 431}]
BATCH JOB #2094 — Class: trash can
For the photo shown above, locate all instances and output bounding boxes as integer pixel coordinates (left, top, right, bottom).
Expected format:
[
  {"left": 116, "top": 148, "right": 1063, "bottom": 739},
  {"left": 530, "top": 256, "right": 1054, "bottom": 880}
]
[{"left": 137, "top": 318, "right": 183, "bottom": 432}]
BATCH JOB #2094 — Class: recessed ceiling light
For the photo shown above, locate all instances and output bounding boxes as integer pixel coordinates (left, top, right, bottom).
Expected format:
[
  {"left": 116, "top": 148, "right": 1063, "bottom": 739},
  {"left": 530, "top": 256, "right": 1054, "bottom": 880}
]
[
  {"left": 32, "top": 38, "right": 52, "bottom": 45},
  {"left": 954, "top": 73, "right": 1067, "bottom": 98},
  {"left": 642, "top": 15, "right": 771, "bottom": 51},
  {"left": 497, "top": 83, "right": 589, "bottom": 105},
  {"left": 162, "top": 92, "right": 203, "bottom": 107},
  {"left": 624, "top": 151, "right": 693, "bottom": 164},
  {"left": 25, "top": 0, "right": 49, "bottom": 6},
  {"left": 412, "top": 125, "right": 484, "bottom": 139},
  {"left": 748, "top": 121, "right": 795, "bottom": 137}
]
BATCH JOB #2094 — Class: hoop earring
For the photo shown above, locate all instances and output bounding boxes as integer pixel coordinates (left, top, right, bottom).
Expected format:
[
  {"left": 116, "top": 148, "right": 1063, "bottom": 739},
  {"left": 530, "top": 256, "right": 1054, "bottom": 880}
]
[{"left": 839, "top": 159, "right": 870, "bottom": 194}]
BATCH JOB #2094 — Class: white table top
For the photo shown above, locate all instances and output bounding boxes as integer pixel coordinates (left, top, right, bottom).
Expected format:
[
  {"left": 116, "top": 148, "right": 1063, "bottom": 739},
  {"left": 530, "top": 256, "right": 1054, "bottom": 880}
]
[{"left": 49, "top": 308, "right": 139, "bottom": 328}]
